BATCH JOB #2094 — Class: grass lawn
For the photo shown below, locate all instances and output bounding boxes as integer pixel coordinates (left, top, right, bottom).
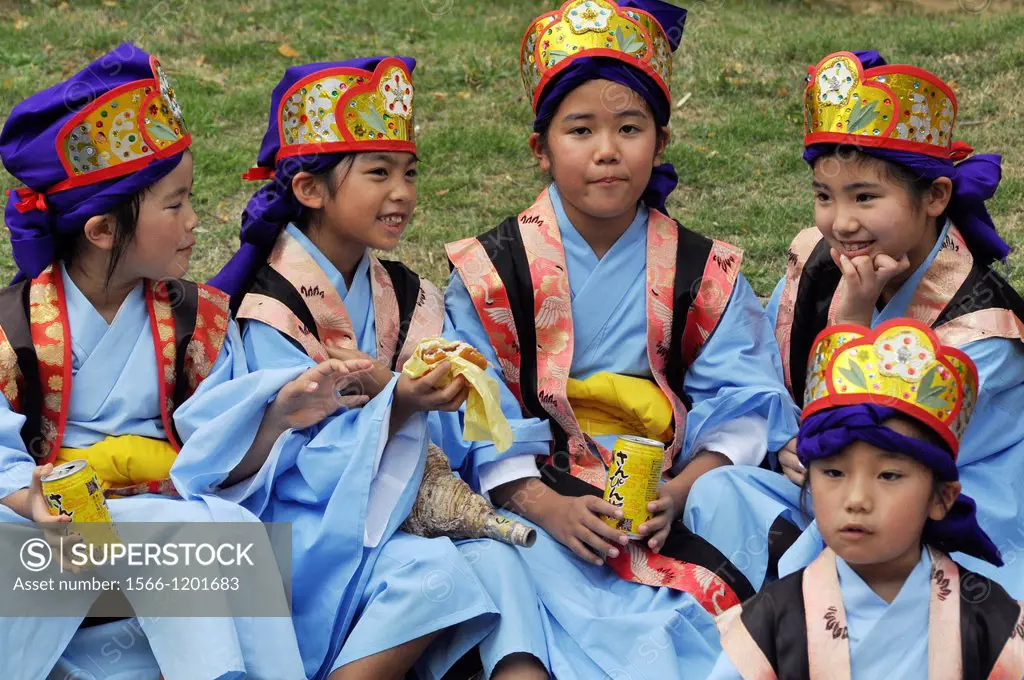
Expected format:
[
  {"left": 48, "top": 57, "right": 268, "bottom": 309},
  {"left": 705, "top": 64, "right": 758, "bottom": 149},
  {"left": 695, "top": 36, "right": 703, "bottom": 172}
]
[{"left": 2, "top": 0, "right": 1022, "bottom": 295}]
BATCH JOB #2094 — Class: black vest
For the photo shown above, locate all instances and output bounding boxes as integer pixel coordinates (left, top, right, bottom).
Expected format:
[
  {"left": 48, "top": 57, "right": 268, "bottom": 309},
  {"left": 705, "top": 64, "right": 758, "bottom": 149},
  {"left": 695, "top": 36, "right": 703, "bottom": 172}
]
[
  {"left": 740, "top": 563, "right": 1021, "bottom": 679},
  {"left": 0, "top": 278, "right": 209, "bottom": 458},
  {"left": 240, "top": 257, "right": 427, "bottom": 371},
  {"left": 460, "top": 215, "right": 727, "bottom": 451},
  {"left": 452, "top": 216, "right": 757, "bottom": 603},
  {"left": 789, "top": 237, "right": 1024, "bottom": 407}
]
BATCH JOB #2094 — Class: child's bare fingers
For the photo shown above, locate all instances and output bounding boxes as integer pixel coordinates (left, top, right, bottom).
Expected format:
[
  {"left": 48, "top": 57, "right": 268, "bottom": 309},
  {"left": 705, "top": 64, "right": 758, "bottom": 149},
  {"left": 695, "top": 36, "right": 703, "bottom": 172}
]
[
  {"left": 577, "top": 526, "right": 618, "bottom": 560},
  {"left": 570, "top": 538, "right": 603, "bottom": 566},
  {"left": 583, "top": 495, "right": 625, "bottom": 521},
  {"left": 419, "top": 362, "right": 452, "bottom": 388},
  {"left": 649, "top": 524, "right": 672, "bottom": 553},
  {"left": 336, "top": 395, "right": 370, "bottom": 409},
  {"left": 850, "top": 255, "right": 876, "bottom": 282},
  {"left": 637, "top": 513, "right": 669, "bottom": 537},
  {"left": 782, "top": 466, "right": 807, "bottom": 486},
  {"left": 323, "top": 358, "right": 373, "bottom": 378},
  {"left": 837, "top": 254, "right": 859, "bottom": 282},
  {"left": 437, "top": 378, "right": 465, "bottom": 401},
  {"left": 440, "top": 386, "right": 471, "bottom": 411},
  {"left": 646, "top": 497, "right": 673, "bottom": 515},
  {"left": 581, "top": 511, "right": 628, "bottom": 545},
  {"left": 30, "top": 464, "right": 53, "bottom": 491}
]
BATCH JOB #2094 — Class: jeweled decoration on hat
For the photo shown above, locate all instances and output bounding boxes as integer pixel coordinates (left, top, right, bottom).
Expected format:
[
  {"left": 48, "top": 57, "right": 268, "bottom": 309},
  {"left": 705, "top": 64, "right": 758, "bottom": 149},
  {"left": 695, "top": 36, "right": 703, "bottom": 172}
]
[
  {"left": 54, "top": 55, "right": 190, "bottom": 192},
  {"left": 804, "top": 51, "right": 960, "bottom": 159},
  {"left": 803, "top": 319, "right": 979, "bottom": 455},
  {"left": 274, "top": 57, "right": 415, "bottom": 160},
  {"left": 520, "top": 0, "right": 673, "bottom": 112}
]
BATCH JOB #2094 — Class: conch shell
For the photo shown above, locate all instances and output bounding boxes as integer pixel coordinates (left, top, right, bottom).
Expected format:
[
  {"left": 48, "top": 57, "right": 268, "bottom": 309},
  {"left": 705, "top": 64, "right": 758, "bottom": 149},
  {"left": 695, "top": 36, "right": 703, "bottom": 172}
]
[{"left": 402, "top": 444, "right": 536, "bottom": 548}]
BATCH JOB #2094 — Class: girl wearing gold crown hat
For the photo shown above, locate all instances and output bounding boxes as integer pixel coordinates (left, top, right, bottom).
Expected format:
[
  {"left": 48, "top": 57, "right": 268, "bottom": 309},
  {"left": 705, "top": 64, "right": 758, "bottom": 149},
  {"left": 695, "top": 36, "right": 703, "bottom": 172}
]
[
  {"left": 177, "top": 55, "right": 562, "bottom": 680},
  {"left": 687, "top": 50, "right": 1024, "bottom": 601},
  {"left": 709, "top": 319, "right": 1024, "bottom": 679},
  {"left": 0, "top": 43, "right": 384, "bottom": 678},
  {"left": 444, "top": 0, "right": 800, "bottom": 676}
]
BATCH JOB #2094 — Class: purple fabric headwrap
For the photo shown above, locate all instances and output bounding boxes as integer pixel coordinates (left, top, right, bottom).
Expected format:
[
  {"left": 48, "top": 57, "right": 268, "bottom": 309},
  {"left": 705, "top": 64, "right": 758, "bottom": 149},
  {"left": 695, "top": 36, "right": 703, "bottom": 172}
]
[
  {"left": 798, "top": 403, "right": 1002, "bottom": 566},
  {"left": 209, "top": 56, "right": 415, "bottom": 299},
  {"left": 0, "top": 43, "right": 188, "bottom": 282},
  {"left": 804, "top": 51, "right": 1008, "bottom": 266},
  {"left": 532, "top": 0, "right": 686, "bottom": 216}
]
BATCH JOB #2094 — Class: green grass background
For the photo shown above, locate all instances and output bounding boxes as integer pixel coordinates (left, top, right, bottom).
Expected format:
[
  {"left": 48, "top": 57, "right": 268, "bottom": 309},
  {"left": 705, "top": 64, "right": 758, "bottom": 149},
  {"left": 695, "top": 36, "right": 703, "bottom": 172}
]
[{"left": 2, "top": 0, "right": 1022, "bottom": 295}]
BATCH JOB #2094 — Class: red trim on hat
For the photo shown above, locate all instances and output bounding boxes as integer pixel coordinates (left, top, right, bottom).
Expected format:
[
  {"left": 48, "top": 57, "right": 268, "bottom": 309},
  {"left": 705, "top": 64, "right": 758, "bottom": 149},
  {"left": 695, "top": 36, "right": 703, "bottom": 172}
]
[
  {"left": 803, "top": 131, "right": 956, "bottom": 159},
  {"left": 519, "top": 8, "right": 559, "bottom": 63},
  {"left": 335, "top": 57, "right": 414, "bottom": 142},
  {"left": 870, "top": 63, "right": 959, "bottom": 114},
  {"left": 45, "top": 134, "right": 191, "bottom": 195},
  {"left": 275, "top": 139, "right": 416, "bottom": 159},
  {"left": 54, "top": 77, "right": 155, "bottom": 179},
  {"left": 275, "top": 66, "right": 374, "bottom": 152},
  {"left": 48, "top": 55, "right": 191, "bottom": 195},
  {"left": 803, "top": 51, "right": 901, "bottom": 142},
  {"left": 531, "top": 48, "right": 670, "bottom": 115},
  {"left": 803, "top": 51, "right": 962, "bottom": 160},
  {"left": 800, "top": 319, "right": 976, "bottom": 457},
  {"left": 521, "top": 0, "right": 671, "bottom": 114}
]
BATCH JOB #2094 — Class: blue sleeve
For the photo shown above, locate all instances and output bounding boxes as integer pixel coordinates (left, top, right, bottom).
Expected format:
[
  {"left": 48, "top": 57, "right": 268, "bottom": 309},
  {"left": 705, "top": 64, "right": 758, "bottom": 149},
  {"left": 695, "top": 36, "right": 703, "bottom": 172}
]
[
  {"left": 948, "top": 337, "right": 1024, "bottom": 598},
  {"left": 765, "top": 276, "right": 786, "bottom": 330},
  {"left": 681, "top": 274, "right": 800, "bottom": 470},
  {"left": 0, "top": 391, "right": 33, "bottom": 501},
  {"left": 440, "top": 270, "right": 553, "bottom": 492}
]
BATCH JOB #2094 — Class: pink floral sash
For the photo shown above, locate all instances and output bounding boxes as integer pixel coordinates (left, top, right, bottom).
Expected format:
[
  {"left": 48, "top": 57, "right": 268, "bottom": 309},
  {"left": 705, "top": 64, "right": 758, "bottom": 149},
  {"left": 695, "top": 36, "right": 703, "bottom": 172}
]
[
  {"left": 448, "top": 188, "right": 744, "bottom": 608},
  {"left": 236, "top": 229, "right": 443, "bottom": 369},
  {"left": 775, "top": 226, "right": 1020, "bottom": 394}
]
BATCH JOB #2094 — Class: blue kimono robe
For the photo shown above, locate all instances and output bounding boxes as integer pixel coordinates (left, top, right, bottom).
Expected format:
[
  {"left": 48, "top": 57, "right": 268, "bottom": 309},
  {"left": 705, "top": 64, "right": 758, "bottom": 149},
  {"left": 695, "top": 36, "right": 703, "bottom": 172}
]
[
  {"left": 175, "top": 225, "right": 537, "bottom": 680},
  {"left": 686, "top": 221, "right": 1024, "bottom": 597},
  {"left": 443, "top": 185, "right": 798, "bottom": 679},
  {"left": 0, "top": 264, "right": 305, "bottom": 680},
  {"left": 708, "top": 548, "right": 934, "bottom": 680}
]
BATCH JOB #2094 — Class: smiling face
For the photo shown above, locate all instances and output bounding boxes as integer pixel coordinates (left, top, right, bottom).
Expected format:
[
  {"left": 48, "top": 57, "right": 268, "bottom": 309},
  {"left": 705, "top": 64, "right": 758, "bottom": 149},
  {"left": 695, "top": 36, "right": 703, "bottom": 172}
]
[
  {"left": 531, "top": 79, "right": 667, "bottom": 227},
  {"left": 318, "top": 151, "right": 418, "bottom": 253},
  {"left": 811, "top": 153, "right": 949, "bottom": 270},
  {"left": 810, "top": 417, "right": 956, "bottom": 575}
]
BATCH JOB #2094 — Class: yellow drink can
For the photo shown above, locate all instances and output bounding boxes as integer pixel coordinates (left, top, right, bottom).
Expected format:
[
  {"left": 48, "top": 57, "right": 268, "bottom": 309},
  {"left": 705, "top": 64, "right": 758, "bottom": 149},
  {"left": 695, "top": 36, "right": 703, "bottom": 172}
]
[
  {"left": 602, "top": 436, "right": 664, "bottom": 539},
  {"left": 41, "top": 460, "right": 113, "bottom": 524},
  {"left": 41, "top": 460, "right": 119, "bottom": 549}
]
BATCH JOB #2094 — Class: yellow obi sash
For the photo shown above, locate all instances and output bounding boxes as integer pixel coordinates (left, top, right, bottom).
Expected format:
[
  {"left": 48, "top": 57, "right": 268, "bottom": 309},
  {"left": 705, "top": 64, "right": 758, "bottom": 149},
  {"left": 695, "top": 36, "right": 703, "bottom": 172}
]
[
  {"left": 57, "top": 435, "right": 178, "bottom": 490},
  {"left": 566, "top": 372, "right": 674, "bottom": 443}
]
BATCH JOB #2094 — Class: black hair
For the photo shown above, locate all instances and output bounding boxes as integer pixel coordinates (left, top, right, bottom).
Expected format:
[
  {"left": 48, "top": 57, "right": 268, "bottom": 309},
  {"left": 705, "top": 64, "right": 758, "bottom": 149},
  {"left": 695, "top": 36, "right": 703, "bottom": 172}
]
[
  {"left": 105, "top": 192, "right": 143, "bottom": 285},
  {"left": 57, "top": 190, "right": 143, "bottom": 288},
  {"left": 536, "top": 87, "right": 671, "bottom": 153},
  {"left": 814, "top": 147, "right": 937, "bottom": 208},
  {"left": 798, "top": 413, "right": 955, "bottom": 522},
  {"left": 297, "top": 155, "right": 352, "bottom": 233}
]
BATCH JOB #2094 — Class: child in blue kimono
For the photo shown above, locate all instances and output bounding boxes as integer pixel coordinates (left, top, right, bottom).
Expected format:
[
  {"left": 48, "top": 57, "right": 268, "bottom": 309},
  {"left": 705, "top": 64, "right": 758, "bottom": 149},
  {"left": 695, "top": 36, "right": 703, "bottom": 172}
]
[
  {"left": 686, "top": 49, "right": 1024, "bottom": 598},
  {"left": 0, "top": 43, "right": 353, "bottom": 679},
  {"left": 193, "top": 55, "right": 552, "bottom": 680},
  {"left": 443, "top": 1, "right": 798, "bottom": 677},
  {"left": 710, "top": 319, "right": 1024, "bottom": 680}
]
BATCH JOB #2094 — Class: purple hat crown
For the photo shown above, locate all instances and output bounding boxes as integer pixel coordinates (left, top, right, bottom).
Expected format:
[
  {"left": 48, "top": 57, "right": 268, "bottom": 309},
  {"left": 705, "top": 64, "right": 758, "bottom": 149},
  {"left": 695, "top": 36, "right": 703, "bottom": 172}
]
[
  {"left": 2, "top": 44, "right": 189, "bottom": 199},
  {"left": 1, "top": 43, "right": 191, "bottom": 281}
]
